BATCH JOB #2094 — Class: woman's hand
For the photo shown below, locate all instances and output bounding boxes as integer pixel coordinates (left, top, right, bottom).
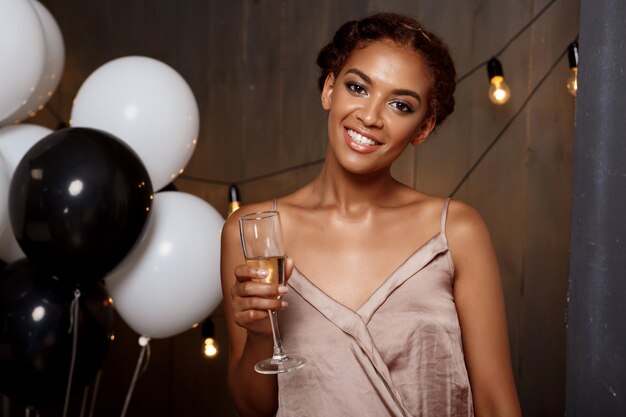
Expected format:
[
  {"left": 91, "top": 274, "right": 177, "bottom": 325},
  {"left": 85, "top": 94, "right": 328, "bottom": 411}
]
[
  {"left": 221, "top": 205, "right": 288, "bottom": 417},
  {"left": 230, "top": 258, "right": 293, "bottom": 336}
]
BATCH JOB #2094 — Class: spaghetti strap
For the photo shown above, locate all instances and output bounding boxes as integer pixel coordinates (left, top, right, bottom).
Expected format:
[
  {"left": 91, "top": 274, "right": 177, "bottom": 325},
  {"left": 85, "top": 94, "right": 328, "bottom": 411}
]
[
  {"left": 272, "top": 198, "right": 278, "bottom": 211},
  {"left": 440, "top": 198, "right": 452, "bottom": 237}
]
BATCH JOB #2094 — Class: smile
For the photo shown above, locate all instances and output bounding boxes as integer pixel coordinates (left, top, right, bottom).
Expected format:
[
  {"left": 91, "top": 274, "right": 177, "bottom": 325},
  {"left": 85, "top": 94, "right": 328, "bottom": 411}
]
[{"left": 347, "top": 129, "right": 379, "bottom": 146}]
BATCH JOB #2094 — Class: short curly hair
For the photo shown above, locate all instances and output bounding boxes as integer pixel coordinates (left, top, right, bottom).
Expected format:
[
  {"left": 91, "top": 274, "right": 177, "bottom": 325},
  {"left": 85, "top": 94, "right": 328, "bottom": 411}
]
[{"left": 316, "top": 13, "right": 456, "bottom": 126}]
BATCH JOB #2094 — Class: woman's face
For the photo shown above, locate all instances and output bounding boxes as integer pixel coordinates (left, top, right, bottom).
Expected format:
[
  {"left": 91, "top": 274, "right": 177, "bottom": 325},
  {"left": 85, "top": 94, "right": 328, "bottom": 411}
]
[{"left": 321, "top": 39, "right": 435, "bottom": 175}]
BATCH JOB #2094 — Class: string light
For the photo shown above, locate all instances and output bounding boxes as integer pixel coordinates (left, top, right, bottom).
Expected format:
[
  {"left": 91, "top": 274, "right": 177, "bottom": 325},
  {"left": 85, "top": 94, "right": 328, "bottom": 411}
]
[
  {"left": 449, "top": 42, "right": 571, "bottom": 197},
  {"left": 228, "top": 184, "right": 241, "bottom": 216},
  {"left": 567, "top": 41, "right": 579, "bottom": 97},
  {"left": 202, "top": 318, "right": 219, "bottom": 358},
  {"left": 487, "top": 58, "right": 511, "bottom": 105},
  {"left": 43, "top": 0, "right": 568, "bottom": 195}
]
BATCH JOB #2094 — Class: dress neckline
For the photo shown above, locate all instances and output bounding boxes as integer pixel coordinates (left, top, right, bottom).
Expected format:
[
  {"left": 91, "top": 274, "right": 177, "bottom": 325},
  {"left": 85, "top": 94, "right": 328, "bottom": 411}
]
[{"left": 291, "top": 232, "right": 447, "bottom": 314}]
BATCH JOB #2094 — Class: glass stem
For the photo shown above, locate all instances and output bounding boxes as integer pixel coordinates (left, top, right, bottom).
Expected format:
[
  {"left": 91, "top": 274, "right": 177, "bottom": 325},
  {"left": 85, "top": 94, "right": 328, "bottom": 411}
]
[{"left": 267, "top": 309, "right": 286, "bottom": 361}]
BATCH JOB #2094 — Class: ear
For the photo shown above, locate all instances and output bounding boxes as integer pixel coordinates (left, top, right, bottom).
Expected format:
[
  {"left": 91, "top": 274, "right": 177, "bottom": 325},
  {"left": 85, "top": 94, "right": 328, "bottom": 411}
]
[
  {"left": 321, "top": 73, "right": 335, "bottom": 110},
  {"left": 410, "top": 116, "right": 436, "bottom": 146}
]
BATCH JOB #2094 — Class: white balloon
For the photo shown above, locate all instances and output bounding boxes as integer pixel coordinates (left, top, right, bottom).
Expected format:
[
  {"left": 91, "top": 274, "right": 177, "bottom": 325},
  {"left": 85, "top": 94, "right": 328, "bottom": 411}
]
[
  {"left": 0, "top": 124, "right": 52, "bottom": 173},
  {"left": 0, "top": 0, "right": 46, "bottom": 123},
  {"left": 0, "top": 123, "right": 52, "bottom": 262},
  {"left": 0, "top": 157, "right": 10, "bottom": 241},
  {"left": 4, "top": 0, "right": 65, "bottom": 123},
  {"left": 106, "top": 191, "right": 223, "bottom": 339},
  {"left": 70, "top": 56, "right": 200, "bottom": 191},
  {"left": 0, "top": 221, "right": 24, "bottom": 262}
]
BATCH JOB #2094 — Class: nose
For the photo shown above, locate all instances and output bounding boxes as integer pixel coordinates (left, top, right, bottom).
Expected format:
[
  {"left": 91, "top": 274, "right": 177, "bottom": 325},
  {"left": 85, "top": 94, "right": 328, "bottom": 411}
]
[{"left": 356, "top": 98, "right": 384, "bottom": 128}]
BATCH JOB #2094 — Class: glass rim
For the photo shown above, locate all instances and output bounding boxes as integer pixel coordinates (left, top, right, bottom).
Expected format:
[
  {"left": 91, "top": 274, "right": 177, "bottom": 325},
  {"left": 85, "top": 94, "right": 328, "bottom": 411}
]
[{"left": 238, "top": 210, "right": 280, "bottom": 222}]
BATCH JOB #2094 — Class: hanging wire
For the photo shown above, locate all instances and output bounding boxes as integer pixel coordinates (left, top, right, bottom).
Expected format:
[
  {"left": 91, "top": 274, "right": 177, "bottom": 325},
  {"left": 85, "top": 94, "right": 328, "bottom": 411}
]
[
  {"left": 43, "top": 0, "right": 563, "bottom": 192},
  {"left": 179, "top": 157, "right": 326, "bottom": 187},
  {"left": 178, "top": 1, "right": 562, "bottom": 189},
  {"left": 449, "top": 41, "right": 572, "bottom": 197},
  {"left": 456, "top": 0, "right": 559, "bottom": 84},
  {"left": 62, "top": 288, "right": 82, "bottom": 417}
]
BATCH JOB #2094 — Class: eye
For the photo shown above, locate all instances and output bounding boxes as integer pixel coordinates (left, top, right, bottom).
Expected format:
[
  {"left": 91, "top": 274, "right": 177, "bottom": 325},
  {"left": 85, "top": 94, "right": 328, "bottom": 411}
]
[
  {"left": 390, "top": 100, "right": 414, "bottom": 114},
  {"left": 346, "top": 82, "right": 367, "bottom": 95}
]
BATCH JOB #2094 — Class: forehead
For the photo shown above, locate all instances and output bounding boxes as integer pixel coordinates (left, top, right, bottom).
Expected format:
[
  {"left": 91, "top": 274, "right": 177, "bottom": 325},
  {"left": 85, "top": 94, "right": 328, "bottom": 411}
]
[{"left": 339, "top": 40, "right": 433, "bottom": 88}]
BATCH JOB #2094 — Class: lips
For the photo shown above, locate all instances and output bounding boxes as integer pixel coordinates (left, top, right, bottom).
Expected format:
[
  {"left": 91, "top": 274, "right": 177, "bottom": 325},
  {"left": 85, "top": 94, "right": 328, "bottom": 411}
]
[
  {"left": 347, "top": 129, "right": 378, "bottom": 146},
  {"left": 344, "top": 128, "right": 381, "bottom": 153}
]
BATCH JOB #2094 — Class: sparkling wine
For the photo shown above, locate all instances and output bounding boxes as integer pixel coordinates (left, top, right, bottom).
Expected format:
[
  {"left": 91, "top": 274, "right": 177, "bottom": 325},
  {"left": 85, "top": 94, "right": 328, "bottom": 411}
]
[
  {"left": 246, "top": 256, "right": 285, "bottom": 286},
  {"left": 239, "top": 210, "right": 305, "bottom": 374}
]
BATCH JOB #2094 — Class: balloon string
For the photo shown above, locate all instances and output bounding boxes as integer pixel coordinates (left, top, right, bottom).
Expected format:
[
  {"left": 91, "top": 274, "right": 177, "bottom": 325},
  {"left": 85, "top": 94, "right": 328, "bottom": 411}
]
[
  {"left": 2, "top": 395, "right": 10, "bottom": 417},
  {"left": 62, "top": 289, "right": 81, "bottom": 417},
  {"left": 87, "top": 370, "right": 102, "bottom": 417},
  {"left": 140, "top": 342, "right": 151, "bottom": 377},
  {"left": 79, "top": 386, "right": 89, "bottom": 417},
  {"left": 119, "top": 338, "right": 151, "bottom": 417},
  {"left": 25, "top": 406, "right": 39, "bottom": 417},
  {"left": 68, "top": 289, "right": 81, "bottom": 332}
]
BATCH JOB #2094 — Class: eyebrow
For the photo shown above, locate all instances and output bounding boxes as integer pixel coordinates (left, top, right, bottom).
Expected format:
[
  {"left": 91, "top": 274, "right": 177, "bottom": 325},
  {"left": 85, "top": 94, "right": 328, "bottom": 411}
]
[{"left": 345, "top": 68, "right": 422, "bottom": 104}]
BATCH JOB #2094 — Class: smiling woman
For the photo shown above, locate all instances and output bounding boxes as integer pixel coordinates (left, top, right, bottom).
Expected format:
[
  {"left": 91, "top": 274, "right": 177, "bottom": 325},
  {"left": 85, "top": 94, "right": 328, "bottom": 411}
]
[
  {"left": 321, "top": 40, "right": 436, "bottom": 174},
  {"left": 220, "top": 12, "right": 521, "bottom": 417}
]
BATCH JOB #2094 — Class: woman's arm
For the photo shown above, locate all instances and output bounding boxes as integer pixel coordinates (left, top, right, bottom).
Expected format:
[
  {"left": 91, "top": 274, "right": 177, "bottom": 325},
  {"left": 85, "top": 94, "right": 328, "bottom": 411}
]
[
  {"left": 447, "top": 201, "right": 522, "bottom": 417},
  {"left": 220, "top": 207, "right": 290, "bottom": 417}
]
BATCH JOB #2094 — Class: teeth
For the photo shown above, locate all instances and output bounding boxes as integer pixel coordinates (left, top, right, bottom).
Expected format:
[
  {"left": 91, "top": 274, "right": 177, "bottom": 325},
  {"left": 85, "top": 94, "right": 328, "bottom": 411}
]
[{"left": 348, "top": 129, "right": 377, "bottom": 146}]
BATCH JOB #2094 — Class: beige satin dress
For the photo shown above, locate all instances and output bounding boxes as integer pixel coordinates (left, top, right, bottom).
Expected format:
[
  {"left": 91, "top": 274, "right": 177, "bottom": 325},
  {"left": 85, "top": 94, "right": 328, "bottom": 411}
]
[{"left": 277, "top": 199, "right": 474, "bottom": 417}]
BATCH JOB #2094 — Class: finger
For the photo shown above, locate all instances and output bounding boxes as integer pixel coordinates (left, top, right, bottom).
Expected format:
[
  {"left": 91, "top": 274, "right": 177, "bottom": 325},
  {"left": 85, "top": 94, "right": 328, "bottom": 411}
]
[
  {"left": 234, "top": 309, "right": 269, "bottom": 324},
  {"left": 241, "top": 296, "right": 284, "bottom": 312},
  {"left": 232, "top": 281, "right": 281, "bottom": 298},
  {"left": 234, "top": 264, "right": 269, "bottom": 282},
  {"left": 283, "top": 257, "right": 295, "bottom": 287},
  {"left": 285, "top": 256, "right": 294, "bottom": 277}
]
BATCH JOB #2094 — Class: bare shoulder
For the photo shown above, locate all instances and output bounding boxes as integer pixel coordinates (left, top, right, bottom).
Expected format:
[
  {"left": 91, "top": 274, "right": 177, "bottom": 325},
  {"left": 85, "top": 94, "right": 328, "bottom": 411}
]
[
  {"left": 446, "top": 200, "right": 491, "bottom": 242},
  {"left": 445, "top": 200, "right": 498, "bottom": 276}
]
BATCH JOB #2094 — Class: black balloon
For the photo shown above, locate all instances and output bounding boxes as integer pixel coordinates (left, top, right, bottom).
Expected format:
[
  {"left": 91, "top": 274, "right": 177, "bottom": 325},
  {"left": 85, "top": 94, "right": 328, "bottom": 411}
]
[
  {"left": 8, "top": 127, "right": 153, "bottom": 284},
  {"left": 0, "top": 259, "right": 115, "bottom": 408}
]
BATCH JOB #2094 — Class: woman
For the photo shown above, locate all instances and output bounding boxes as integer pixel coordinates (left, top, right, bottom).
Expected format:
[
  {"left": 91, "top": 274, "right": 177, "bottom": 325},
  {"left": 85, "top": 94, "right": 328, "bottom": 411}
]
[{"left": 220, "top": 13, "right": 521, "bottom": 417}]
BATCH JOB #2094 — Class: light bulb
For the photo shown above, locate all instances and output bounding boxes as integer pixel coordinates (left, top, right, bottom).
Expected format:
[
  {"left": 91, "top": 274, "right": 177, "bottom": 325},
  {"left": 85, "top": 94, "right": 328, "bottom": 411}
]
[
  {"left": 203, "top": 337, "right": 219, "bottom": 357},
  {"left": 488, "top": 75, "right": 511, "bottom": 105},
  {"left": 227, "top": 184, "right": 241, "bottom": 216},
  {"left": 567, "top": 41, "right": 579, "bottom": 97},
  {"left": 566, "top": 67, "right": 578, "bottom": 97},
  {"left": 486, "top": 58, "right": 511, "bottom": 105},
  {"left": 201, "top": 318, "right": 218, "bottom": 358}
]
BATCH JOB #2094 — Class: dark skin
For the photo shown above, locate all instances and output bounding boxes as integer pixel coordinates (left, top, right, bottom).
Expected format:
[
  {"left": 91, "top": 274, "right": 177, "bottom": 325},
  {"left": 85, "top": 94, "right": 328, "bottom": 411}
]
[{"left": 220, "top": 40, "right": 521, "bottom": 417}]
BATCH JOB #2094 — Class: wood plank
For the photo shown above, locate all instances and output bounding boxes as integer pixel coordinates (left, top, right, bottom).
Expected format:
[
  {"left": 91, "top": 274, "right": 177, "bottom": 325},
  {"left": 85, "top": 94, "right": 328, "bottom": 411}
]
[{"left": 519, "top": 0, "right": 578, "bottom": 414}]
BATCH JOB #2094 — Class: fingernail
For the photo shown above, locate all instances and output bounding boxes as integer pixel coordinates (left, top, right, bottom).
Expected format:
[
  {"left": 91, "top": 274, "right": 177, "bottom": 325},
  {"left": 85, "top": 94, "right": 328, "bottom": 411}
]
[
  {"left": 278, "top": 285, "right": 289, "bottom": 294},
  {"left": 281, "top": 301, "right": 288, "bottom": 308},
  {"left": 257, "top": 269, "right": 268, "bottom": 277}
]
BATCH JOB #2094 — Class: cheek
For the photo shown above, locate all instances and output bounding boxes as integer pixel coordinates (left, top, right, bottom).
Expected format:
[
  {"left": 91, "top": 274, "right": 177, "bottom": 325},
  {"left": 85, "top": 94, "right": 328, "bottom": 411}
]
[
  {"left": 330, "top": 88, "right": 362, "bottom": 112},
  {"left": 391, "top": 120, "right": 424, "bottom": 145}
]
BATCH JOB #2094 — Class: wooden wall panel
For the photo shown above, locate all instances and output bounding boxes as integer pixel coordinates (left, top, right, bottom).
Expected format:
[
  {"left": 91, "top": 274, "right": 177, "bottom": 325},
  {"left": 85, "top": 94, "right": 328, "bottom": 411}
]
[
  {"left": 464, "top": 0, "right": 533, "bottom": 386},
  {"left": 13, "top": 1, "right": 579, "bottom": 416},
  {"left": 520, "top": 0, "right": 578, "bottom": 414}
]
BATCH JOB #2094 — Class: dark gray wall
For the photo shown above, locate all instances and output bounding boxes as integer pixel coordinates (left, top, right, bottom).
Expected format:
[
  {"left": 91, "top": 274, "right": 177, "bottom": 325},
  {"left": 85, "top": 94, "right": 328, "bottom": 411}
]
[{"left": 566, "top": 0, "right": 626, "bottom": 415}]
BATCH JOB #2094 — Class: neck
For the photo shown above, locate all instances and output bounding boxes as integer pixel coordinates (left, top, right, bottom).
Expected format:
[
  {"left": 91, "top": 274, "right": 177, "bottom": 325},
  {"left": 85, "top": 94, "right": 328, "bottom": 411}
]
[{"left": 309, "top": 151, "right": 400, "bottom": 215}]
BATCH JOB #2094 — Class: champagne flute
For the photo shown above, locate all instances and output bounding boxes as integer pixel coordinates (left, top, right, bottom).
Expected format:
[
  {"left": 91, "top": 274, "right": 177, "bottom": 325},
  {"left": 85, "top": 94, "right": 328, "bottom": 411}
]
[{"left": 238, "top": 210, "right": 306, "bottom": 374}]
